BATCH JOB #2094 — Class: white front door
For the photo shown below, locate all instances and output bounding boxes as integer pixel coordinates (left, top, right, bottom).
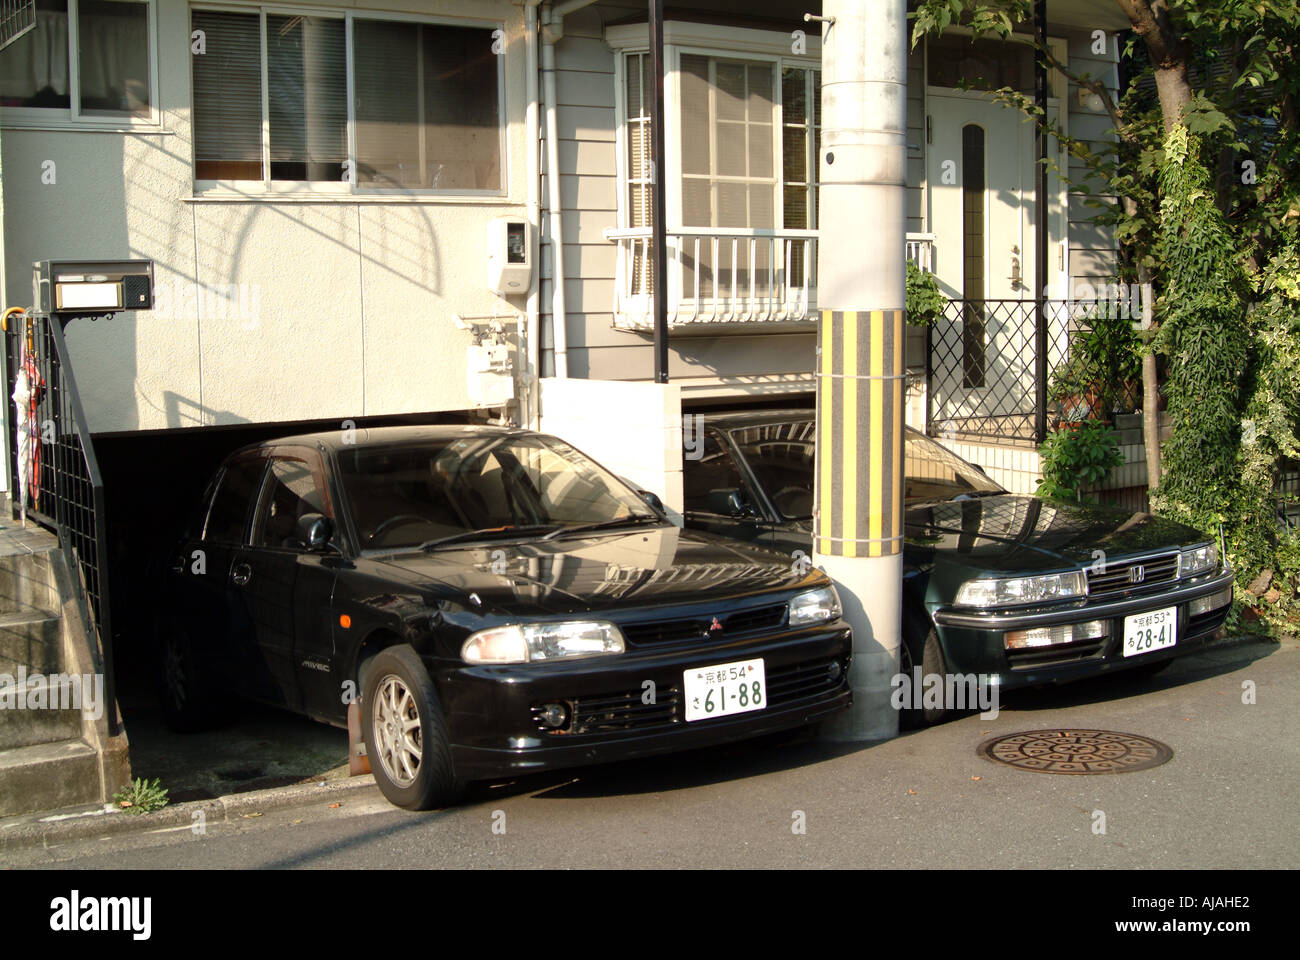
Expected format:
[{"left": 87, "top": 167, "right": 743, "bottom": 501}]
[{"left": 926, "top": 91, "right": 1066, "bottom": 427}]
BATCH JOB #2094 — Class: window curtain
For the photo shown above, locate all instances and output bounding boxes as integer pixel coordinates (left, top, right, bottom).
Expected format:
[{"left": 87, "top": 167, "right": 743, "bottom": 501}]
[
  {"left": 78, "top": 0, "right": 150, "bottom": 116},
  {"left": 0, "top": 2, "right": 70, "bottom": 107}
]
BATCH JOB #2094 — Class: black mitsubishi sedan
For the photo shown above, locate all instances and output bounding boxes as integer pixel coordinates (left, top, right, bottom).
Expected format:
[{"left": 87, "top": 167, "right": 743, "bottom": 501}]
[
  {"left": 683, "top": 410, "right": 1236, "bottom": 725},
  {"left": 159, "top": 425, "right": 851, "bottom": 808}
]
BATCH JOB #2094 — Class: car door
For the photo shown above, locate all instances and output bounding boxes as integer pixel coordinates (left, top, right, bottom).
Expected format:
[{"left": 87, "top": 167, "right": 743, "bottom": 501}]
[
  {"left": 232, "top": 447, "right": 340, "bottom": 716},
  {"left": 682, "top": 430, "right": 767, "bottom": 544},
  {"left": 180, "top": 451, "right": 272, "bottom": 700}
]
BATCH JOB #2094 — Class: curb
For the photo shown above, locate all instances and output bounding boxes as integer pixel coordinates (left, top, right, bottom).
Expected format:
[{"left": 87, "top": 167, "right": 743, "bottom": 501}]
[{"left": 0, "top": 774, "right": 379, "bottom": 853}]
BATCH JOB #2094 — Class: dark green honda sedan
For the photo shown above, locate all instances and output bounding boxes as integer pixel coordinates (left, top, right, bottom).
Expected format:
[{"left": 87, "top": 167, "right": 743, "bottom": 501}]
[{"left": 682, "top": 410, "right": 1236, "bottom": 724}]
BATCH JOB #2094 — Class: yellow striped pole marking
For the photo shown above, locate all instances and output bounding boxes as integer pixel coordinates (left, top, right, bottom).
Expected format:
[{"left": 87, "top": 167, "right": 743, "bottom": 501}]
[
  {"left": 841, "top": 312, "right": 858, "bottom": 558},
  {"left": 819, "top": 308, "right": 833, "bottom": 556},
  {"left": 868, "top": 310, "right": 885, "bottom": 556}
]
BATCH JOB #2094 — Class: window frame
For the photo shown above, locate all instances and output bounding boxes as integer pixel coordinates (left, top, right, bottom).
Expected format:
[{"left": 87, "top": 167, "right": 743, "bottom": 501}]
[
  {"left": 201, "top": 452, "right": 269, "bottom": 546},
  {"left": 250, "top": 448, "right": 333, "bottom": 551},
  {"left": 613, "top": 40, "right": 820, "bottom": 239},
  {"left": 189, "top": 2, "right": 508, "bottom": 198},
  {"left": 0, "top": 0, "right": 161, "bottom": 131}
]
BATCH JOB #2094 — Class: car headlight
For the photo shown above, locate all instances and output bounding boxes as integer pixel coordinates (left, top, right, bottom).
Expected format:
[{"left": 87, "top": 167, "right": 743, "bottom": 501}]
[
  {"left": 461, "top": 621, "right": 625, "bottom": 664},
  {"left": 954, "top": 571, "right": 1087, "bottom": 608},
  {"left": 788, "top": 586, "right": 842, "bottom": 627},
  {"left": 1178, "top": 543, "right": 1218, "bottom": 578}
]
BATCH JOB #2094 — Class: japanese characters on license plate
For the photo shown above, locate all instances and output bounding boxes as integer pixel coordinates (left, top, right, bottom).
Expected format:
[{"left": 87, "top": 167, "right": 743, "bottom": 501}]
[
  {"left": 1122, "top": 606, "right": 1177, "bottom": 658},
  {"left": 684, "top": 658, "right": 766, "bottom": 722}
]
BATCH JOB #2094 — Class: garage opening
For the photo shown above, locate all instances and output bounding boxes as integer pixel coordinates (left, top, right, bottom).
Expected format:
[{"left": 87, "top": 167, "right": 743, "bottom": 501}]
[{"left": 92, "top": 411, "right": 478, "bottom": 801}]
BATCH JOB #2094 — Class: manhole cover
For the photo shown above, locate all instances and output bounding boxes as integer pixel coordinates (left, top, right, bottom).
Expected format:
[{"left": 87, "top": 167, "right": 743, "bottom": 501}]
[{"left": 978, "top": 729, "right": 1173, "bottom": 774}]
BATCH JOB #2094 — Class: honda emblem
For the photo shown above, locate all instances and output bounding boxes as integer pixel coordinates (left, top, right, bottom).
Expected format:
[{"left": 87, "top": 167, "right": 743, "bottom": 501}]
[{"left": 1129, "top": 565, "right": 1146, "bottom": 584}]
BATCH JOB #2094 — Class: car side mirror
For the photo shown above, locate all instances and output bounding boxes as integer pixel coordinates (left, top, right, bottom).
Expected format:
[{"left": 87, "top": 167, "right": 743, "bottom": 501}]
[
  {"left": 637, "top": 490, "right": 666, "bottom": 516},
  {"left": 706, "top": 488, "right": 755, "bottom": 519},
  {"left": 297, "top": 513, "right": 334, "bottom": 552}
]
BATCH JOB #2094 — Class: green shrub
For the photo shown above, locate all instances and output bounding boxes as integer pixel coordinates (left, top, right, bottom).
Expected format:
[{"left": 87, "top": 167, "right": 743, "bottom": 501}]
[
  {"left": 905, "top": 260, "right": 945, "bottom": 326},
  {"left": 1036, "top": 421, "right": 1125, "bottom": 503},
  {"left": 113, "top": 777, "right": 169, "bottom": 814}
]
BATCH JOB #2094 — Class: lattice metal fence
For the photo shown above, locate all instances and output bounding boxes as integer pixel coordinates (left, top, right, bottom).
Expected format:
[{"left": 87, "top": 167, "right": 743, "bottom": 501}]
[
  {"left": 927, "top": 298, "right": 1143, "bottom": 443},
  {"left": 0, "top": 0, "right": 36, "bottom": 52}
]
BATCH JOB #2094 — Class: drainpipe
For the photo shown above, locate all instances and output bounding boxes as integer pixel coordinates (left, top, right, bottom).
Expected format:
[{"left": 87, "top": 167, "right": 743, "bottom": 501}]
[
  {"left": 815, "top": 0, "right": 908, "bottom": 741},
  {"left": 540, "top": 0, "right": 600, "bottom": 383},
  {"left": 524, "top": 0, "right": 542, "bottom": 426}
]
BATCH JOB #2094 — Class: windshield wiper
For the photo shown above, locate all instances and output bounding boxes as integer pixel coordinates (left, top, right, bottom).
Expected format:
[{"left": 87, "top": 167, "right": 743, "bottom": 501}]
[
  {"left": 419, "top": 525, "right": 560, "bottom": 551},
  {"left": 542, "top": 514, "right": 664, "bottom": 540},
  {"left": 951, "top": 490, "right": 1007, "bottom": 500}
]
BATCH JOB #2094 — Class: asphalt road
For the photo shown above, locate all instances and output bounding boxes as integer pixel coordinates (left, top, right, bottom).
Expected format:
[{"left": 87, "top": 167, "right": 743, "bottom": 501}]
[{"left": 7, "top": 635, "right": 1296, "bottom": 870}]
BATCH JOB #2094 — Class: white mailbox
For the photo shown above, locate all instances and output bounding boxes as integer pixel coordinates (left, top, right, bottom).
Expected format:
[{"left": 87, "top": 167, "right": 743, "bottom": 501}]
[{"left": 486, "top": 218, "right": 531, "bottom": 295}]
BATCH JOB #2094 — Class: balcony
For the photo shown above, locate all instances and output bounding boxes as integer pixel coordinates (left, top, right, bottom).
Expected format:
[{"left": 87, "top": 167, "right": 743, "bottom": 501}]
[
  {"left": 604, "top": 227, "right": 816, "bottom": 333},
  {"left": 605, "top": 228, "right": 936, "bottom": 333}
]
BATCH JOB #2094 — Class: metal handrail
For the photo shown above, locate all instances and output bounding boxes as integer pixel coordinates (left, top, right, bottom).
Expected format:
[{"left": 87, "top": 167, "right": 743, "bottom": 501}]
[{"left": 3, "top": 310, "right": 118, "bottom": 736}]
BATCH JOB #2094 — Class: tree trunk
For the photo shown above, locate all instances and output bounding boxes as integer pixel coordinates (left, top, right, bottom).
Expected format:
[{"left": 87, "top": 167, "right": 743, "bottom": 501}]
[
  {"left": 1137, "top": 260, "right": 1160, "bottom": 495},
  {"left": 1143, "top": 350, "right": 1160, "bottom": 493},
  {"left": 1116, "top": 0, "right": 1189, "bottom": 498},
  {"left": 1115, "top": 0, "right": 1195, "bottom": 132}
]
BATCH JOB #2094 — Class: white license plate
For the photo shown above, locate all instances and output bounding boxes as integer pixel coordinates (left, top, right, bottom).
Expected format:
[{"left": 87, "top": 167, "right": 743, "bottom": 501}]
[
  {"left": 684, "top": 658, "right": 766, "bottom": 722},
  {"left": 1122, "top": 606, "right": 1178, "bottom": 658}
]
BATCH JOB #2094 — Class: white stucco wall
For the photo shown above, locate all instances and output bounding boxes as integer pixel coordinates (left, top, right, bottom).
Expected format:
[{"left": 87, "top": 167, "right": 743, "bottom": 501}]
[
  {"left": 1, "top": 0, "right": 530, "bottom": 434},
  {"left": 540, "top": 377, "right": 684, "bottom": 517}
]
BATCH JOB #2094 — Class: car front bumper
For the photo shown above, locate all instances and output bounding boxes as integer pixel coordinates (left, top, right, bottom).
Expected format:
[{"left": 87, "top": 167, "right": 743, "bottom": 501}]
[
  {"left": 929, "top": 568, "right": 1235, "bottom": 687},
  {"left": 433, "top": 624, "right": 852, "bottom": 781}
]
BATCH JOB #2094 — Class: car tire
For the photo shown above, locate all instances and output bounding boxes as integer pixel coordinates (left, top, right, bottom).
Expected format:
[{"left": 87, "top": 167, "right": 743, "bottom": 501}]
[
  {"left": 361, "top": 645, "right": 464, "bottom": 810},
  {"left": 899, "top": 626, "right": 950, "bottom": 729},
  {"left": 158, "top": 626, "right": 218, "bottom": 733}
]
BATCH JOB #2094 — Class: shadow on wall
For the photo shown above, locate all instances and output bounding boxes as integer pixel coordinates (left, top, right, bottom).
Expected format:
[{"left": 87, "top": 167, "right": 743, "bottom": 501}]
[{"left": 2, "top": 129, "right": 136, "bottom": 434}]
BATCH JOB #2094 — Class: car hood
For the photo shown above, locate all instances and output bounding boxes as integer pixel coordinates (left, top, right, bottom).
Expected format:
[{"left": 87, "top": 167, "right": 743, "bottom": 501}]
[
  {"left": 903, "top": 494, "right": 1207, "bottom": 574},
  {"left": 367, "top": 524, "right": 818, "bottom": 616}
]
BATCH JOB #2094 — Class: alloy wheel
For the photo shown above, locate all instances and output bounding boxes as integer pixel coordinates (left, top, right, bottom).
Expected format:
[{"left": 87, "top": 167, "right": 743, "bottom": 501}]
[{"left": 372, "top": 674, "right": 424, "bottom": 788}]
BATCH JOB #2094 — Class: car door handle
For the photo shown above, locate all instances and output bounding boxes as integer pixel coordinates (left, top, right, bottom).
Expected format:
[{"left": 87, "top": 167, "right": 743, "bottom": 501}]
[{"left": 231, "top": 563, "right": 252, "bottom": 587}]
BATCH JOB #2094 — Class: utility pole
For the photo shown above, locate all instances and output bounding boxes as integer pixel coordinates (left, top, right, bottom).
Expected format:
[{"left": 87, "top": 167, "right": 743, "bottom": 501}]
[{"left": 814, "top": 0, "right": 907, "bottom": 741}]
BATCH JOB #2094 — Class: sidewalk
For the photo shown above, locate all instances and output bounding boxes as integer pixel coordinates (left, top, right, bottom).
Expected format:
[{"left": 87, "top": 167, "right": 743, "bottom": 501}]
[{"left": 0, "top": 772, "right": 377, "bottom": 854}]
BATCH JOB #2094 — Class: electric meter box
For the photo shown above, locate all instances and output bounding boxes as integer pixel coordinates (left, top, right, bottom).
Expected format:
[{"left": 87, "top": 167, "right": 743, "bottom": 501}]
[
  {"left": 34, "top": 259, "right": 154, "bottom": 315},
  {"left": 486, "top": 218, "right": 531, "bottom": 295},
  {"left": 466, "top": 342, "right": 515, "bottom": 408}
]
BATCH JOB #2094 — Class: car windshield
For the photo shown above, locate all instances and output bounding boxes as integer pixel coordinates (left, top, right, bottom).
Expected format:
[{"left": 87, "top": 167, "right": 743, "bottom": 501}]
[
  {"left": 727, "top": 421, "right": 1003, "bottom": 517},
  {"left": 336, "top": 434, "right": 656, "bottom": 551},
  {"left": 902, "top": 429, "right": 1005, "bottom": 503}
]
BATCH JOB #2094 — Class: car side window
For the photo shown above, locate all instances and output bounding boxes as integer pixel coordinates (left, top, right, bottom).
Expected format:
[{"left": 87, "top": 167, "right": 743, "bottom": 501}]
[
  {"left": 252, "top": 456, "right": 331, "bottom": 550},
  {"left": 204, "top": 456, "right": 267, "bottom": 544},
  {"left": 683, "top": 433, "right": 750, "bottom": 515}
]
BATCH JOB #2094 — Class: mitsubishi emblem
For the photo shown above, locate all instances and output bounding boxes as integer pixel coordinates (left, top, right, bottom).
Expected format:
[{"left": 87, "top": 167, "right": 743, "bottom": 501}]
[{"left": 709, "top": 616, "right": 724, "bottom": 633}]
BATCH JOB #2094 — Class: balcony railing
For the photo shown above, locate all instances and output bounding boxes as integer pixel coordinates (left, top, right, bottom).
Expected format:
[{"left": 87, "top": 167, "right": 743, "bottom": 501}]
[
  {"left": 906, "top": 233, "right": 936, "bottom": 272},
  {"left": 605, "top": 227, "right": 817, "bottom": 332},
  {"left": 604, "top": 229, "right": 938, "bottom": 332}
]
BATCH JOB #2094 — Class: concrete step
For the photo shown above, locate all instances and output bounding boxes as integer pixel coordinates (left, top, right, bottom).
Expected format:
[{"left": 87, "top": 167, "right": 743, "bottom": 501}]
[
  {"left": 0, "top": 551, "right": 58, "bottom": 617},
  {"left": 0, "top": 609, "right": 63, "bottom": 675},
  {"left": 0, "top": 673, "right": 86, "bottom": 750},
  {"left": 0, "top": 739, "right": 102, "bottom": 819}
]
